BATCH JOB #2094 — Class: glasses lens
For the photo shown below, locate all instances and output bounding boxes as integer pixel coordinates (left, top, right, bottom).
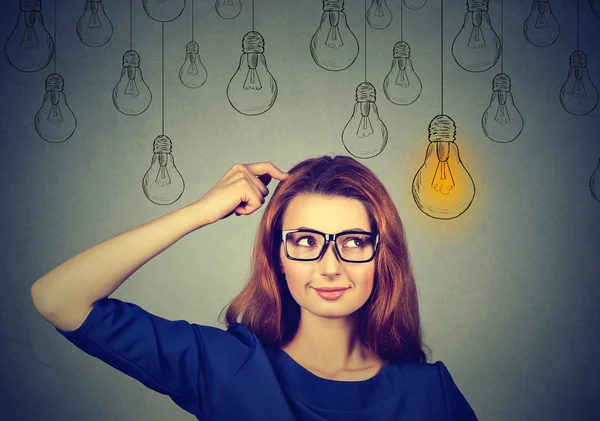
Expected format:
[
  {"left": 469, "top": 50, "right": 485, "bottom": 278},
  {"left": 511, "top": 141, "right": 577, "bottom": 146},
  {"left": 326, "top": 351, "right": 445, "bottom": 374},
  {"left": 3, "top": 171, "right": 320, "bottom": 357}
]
[{"left": 285, "top": 231, "right": 376, "bottom": 262}]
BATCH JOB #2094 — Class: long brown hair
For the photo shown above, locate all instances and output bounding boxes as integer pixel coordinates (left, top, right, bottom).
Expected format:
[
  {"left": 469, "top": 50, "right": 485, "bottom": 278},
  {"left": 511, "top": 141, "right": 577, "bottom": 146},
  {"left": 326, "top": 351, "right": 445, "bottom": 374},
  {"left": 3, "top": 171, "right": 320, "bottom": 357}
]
[{"left": 219, "top": 155, "right": 432, "bottom": 364}]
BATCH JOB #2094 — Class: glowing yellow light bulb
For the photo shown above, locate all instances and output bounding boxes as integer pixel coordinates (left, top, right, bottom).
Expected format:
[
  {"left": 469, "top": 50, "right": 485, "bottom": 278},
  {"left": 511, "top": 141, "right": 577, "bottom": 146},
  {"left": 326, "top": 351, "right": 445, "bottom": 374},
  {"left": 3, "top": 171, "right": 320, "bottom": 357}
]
[{"left": 412, "top": 115, "right": 475, "bottom": 219}]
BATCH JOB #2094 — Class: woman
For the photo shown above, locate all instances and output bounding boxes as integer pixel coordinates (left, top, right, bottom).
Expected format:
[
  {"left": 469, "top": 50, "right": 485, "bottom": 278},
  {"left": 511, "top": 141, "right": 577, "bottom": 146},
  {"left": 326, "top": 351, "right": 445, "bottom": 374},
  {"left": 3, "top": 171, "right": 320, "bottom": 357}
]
[{"left": 31, "top": 155, "right": 479, "bottom": 420}]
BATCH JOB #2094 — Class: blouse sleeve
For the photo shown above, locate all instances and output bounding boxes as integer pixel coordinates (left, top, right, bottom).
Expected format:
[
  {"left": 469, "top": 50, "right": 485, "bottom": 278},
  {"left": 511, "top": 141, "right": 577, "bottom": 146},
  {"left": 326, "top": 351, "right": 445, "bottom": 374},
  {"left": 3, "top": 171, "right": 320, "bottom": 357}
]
[
  {"left": 435, "top": 361, "right": 479, "bottom": 421},
  {"left": 54, "top": 297, "right": 250, "bottom": 420}
]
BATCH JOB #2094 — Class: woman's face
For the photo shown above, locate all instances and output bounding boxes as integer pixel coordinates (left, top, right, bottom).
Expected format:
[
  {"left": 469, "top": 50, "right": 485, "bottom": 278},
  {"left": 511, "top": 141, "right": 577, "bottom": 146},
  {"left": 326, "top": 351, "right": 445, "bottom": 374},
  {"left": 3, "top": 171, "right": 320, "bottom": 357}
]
[{"left": 279, "top": 194, "right": 376, "bottom": 319}]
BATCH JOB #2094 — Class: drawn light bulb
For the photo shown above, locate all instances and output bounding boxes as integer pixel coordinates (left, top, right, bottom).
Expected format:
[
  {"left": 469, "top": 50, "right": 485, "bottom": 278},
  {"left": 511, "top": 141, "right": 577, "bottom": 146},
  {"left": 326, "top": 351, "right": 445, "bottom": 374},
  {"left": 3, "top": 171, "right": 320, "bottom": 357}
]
[
  {"left": 383, "top": 41, "right": 422, "bottom": 105},
  {"left": 482, "top": 73, "right": 524, "bottom": 143},
  {"left": 215, "top": 0, "right": 242, "bottom": 19},
  {"left": 403, "top": 0, "right": 427, "bottom": 10},
  {"left": 310, "top": 0, "right": 359, "bottom": 71},
  {"left": 523, "top": 0, "right": 560, "bottom": 47},
  {"left": 592, "top": 0, "right": 600, "bottom": 19},
  {"left": 342, "top": 82, "right": 388, "bottom": 159},
  {"left": 412, "top": 115, "right": 475, "bottom": 219},
  {"left": 4, "top": 0, "right": 54, "bottom": 73},
  {"left": 226, "top": 31, "right": 278, "bottom": 116},
  {"left": 76, "top": 0, "right": 113, "bottom": 47},
  {"left": 34, "top": 73, "right": 77, "bottom": 143},
  {"left": 179, "top": 41, "right": 207, "bottom": 88},
  {"left": 113, "top": 50, "right": 152, "bottom": 116},
  {"left": 142, "top": 135, "right": 185, "bottom": 205},
  {"left": 559, "top": 50, "right": 599, "bottom": 116},
  {"left": 452, "top": 0, "right": 501, "bottom": 73},
  {"left": 367, "top": 0, "right": 393, "bottom": 30},
  {"left": 142, "top": 0, "right": 186, "bottom": 22},
  {"left": 590, "top": 158, "right": 600, "bottom": 202}
]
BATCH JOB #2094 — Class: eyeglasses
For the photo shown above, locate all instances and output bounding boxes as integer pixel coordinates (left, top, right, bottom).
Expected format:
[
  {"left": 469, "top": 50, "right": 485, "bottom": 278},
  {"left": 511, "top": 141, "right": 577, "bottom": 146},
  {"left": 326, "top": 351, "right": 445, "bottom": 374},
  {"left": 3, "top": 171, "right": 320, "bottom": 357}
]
[{"left": 280, "top": 228, "right": 379, "bottom": 263}]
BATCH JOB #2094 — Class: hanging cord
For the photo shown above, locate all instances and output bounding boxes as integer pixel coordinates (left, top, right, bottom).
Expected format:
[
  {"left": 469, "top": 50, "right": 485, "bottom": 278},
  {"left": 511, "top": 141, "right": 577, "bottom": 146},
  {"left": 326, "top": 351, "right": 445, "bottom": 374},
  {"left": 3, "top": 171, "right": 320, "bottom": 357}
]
[
  {"left": 53, "top": 0, "right": 57, "bottom": 73},
  {"left": 130, "top": 0, "right": 133, "bottom": 50},
  {"left": 161, "top": 22, "right": 165, "bottom": 135},
  {"left": 501, "top": 0, "right": 504, "bottom": 73},
  {"left": 192, "top": 0, "right": 195, "bottom": 41},
  {"left": 440, "top": 0, "right": 443, "bottom": 115},
  {"left": 364, "top": 0, "right": 367, "bottom": 82}
]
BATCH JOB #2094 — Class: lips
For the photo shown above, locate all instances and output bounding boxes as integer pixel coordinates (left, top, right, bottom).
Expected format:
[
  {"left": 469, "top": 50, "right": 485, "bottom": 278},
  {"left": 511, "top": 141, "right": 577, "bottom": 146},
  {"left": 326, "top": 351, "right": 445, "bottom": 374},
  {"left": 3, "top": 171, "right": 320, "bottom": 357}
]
[{"left": 313, "top": 287, "right": 349, "bottom": 292}]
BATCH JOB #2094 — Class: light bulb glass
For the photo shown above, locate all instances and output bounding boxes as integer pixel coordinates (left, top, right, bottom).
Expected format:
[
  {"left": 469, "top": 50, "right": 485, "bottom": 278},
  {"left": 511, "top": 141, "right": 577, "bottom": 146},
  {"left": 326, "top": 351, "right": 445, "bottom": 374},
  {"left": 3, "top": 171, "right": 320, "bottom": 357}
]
[
  {"left": 523, "top": 0, "right": 559, "bottom": 47},
  {"left": 412, "top": 115, "right": 475, "bottom": 219},
  {"left": 367, "top": 0, "right": 393, "bottom": 30},
  {"left": 310, "top": 0, "right": 359, "bottom": 71},
  {"left": 226, "top": 31, "right": 277, "bottom": 115},
  {"left": 342, "top": 82, "right": 388, "bottom": 159},
  {"left": 113, "top": 50, "right": 152, "bottom": 116},
  {"left": 559, "top": 50, "right": 599, "bottom": 116},
  {"left": 482, "top": 73, "right": 524, "bottom": 143},
  {"left": 590, "top": 158, "right": 600, "bottom": 202},
  {"left": 592, "top": 0, "right": 600, "bottom": 19},
  {"left": 383, "top": 41, "right": 422, "bottom": 105},
  {"left": 76, "top": 0, "right": 113, "bottom": 47},
  {"left": 142, "top": 135, "right": 185, "bottom": 205},
  {"left": 5, "top": 0, "right": 54, "bottom": 73},
  {"left": 451, "top": 0, "right": 501, "bottom": 73},
  {"left": 34, "top": 73, "right": 77, "bottom": 143},
  {"left": 215, "top": 0, "right": 242, "bottom": 19},
  {"left": 179, "top": 41, "right": 208, "bottom": 88},
  {"left": 142, "top": 0, "right": 186, "bottom": 22},
  {"left": 403, "top": 0, "right": 427, "bottom": 10}
]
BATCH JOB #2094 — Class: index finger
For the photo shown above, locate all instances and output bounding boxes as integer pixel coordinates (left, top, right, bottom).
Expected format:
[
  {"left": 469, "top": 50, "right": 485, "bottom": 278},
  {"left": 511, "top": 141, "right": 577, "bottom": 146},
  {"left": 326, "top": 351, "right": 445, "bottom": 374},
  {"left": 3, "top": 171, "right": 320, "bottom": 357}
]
[{"left": 245, "top": 162, "right": 289, "bottom": 186}]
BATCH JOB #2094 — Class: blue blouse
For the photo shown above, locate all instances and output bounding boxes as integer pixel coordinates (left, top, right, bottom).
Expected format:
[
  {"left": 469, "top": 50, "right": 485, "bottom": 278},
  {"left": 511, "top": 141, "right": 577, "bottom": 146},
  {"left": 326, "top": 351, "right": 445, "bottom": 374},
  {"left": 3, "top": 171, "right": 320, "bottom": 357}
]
[{"left": 55, "top": 297, "right": 479, "bottom": 421}]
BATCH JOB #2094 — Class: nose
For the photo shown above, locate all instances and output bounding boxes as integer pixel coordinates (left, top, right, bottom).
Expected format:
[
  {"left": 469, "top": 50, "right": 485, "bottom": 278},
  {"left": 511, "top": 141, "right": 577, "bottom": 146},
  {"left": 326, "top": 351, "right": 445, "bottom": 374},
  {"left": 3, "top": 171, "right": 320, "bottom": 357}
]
[{"left": 318, "top": 239, "right": 342, "bottom": 275}]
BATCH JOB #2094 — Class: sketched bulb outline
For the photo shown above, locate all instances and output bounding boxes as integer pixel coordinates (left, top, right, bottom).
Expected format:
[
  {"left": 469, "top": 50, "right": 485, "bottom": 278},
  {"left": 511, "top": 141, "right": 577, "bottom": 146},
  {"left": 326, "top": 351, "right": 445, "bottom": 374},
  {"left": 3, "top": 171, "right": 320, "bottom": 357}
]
[
  {"left": 367, "top": 0, "right": 393, "bottom": 30},
  {"left": 383, "top": 41, "right": 422, "bottom": 106},
  {"left": 523, "top": 0, "right": 560, "bottom": 47},
  {"left": 142, "top": 0, "right": 186, "bottom": 22},
  {"left": 34, "top": 73, "right": 77, "bottom": 143},
  {"left": 559, "top": 50, "right": 599, "bottom": 116},
  {"left": 112, "top": 50, "right": 152, "bottom": 115},
  {"left": 342, "top": 82, "right": 388, "bottom": 159},
  {"left": 310, "top": 0, "right": 359, "bottom": 71},
  {"left": 5, "top": 0, "right": 54, "bottom": 72},
  {"left": 412, "top": 115, "right": 475, "bottom": 220},
  {"left": 590, "top": 158, "right": 600, "bottom": 202},
  {"left": 226, "top": 31, "right": 278, "bottom": 116},
  {"left": 451, "top": 0, "right": 501, "bottom": 73},
  {"left": 403, "top": 0, "right": 427, "bottom": 10},
  {"left": 179, "top": 41, "right": 208, "bottom": 88},
  {"left": 142, "top": 135, "right": 185, "bottom": 205},
  {"left": 76, "top": 0, "right": 113, "bottom": 47},
  {"left": 215, "top": 0, "right": 242, "bottom": 19},
  {"left": 592, "top": 0, "right": 600, "bottom": 19},
  {"left": 481, "top": 73, "right": 524, "bottom": 143}
]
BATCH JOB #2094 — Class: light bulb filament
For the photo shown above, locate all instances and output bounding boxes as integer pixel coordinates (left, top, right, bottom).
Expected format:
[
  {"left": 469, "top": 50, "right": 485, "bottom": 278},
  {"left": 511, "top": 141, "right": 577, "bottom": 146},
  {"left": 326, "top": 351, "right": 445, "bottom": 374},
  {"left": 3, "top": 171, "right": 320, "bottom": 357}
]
[
  {"left": 187, "top": 57, "right": 199, "bottom": 75},
  {"left": 48, "top": 104, "right": 63, "bottom": 124},
  {"left": 395, "top": 67, "right": 410, "bottom": 87},
  {"left": 431, "top": 160, "right": 455, "bottom": 195},
  {"left": 21, "top": 26, "right": 39, "bottom": 48},
  {"left": 243, "top": 68, "right": 262, "bottom": 90},
  {"left": 468, "top": 26, "right": 485, "bottom": 49},
  {"left": 357, "top": 115, "right": 374, "bottom": 137},
  {"left": 375, "top": 5, "right": 384, "bottom": 17},
  {"left": 88, "top": 12, "right": 102, "bottom": 29},
  {"left": 224, "top": 0, "right": 233, "bottom": 4},
  {"left": 572, "top": 79, "right": 586, "bottom": 97},
  {"left": 494, "top": 104, "right": 510, "bottom": 124},
  {"left": 326, "top": 25, "right": 343, "bottom": 50},
  {"left": 535, "top": 11, "right": 549, "bottom": 29}
]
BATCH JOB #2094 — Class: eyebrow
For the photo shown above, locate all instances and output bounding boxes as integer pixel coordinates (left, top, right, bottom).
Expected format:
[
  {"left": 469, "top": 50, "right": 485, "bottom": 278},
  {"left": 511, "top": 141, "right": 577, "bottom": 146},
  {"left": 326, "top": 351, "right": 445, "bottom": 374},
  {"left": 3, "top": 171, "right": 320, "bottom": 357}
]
[{"left": 296, "top": 226, "right": 369, "bottom": 232}]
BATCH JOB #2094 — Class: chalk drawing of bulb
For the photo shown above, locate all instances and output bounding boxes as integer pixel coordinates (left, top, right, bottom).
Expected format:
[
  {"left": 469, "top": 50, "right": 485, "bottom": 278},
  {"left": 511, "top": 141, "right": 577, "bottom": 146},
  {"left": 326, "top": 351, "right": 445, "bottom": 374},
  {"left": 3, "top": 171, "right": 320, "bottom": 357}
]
[
  {"left": 383, "top": 41, "right": 422, "bottom": 105},
  {"left": 592, "top": 0, "right": 600, "bottom": 19},
  {"left": 310, "top": 0, "right": 359, "bottom": 71},
  {"left": 142, "top": 135, "right": 185, "bottom": 205},
  {"left": 523, "top": 0, "right": 560, "bottom": 47},
  {"left": 342, "top": 82, "right": 388, "bottom": 159},
  {"left": 179, "top": 41, "right": 207, "bottom": 88},
  {"left": 226, "top": 31, "right": 278, "bottom": 116},
  {"left": 590, "top": 158, "right": 600, "bottom": 202},
  {"left": 4, "top": 0, "right": 54, "bottom": 73},
  {"left": 403, "top": 0, "right": 427, "bottom": 10},
  {"left": 215, "top": 0, "right": 242, "bottom": 19},
  {"left": 452, "top": 0, "right": 501, "bottom": 73},
  {"left": 142, "top": 0, "right": 186, "bottom": 22},
  {"left": 481, "top": 73, "right": 524, "bottom": 143},
  {"left": 34, "top": 73, "right": 77, "bottom": 143},
  {"left": 113, "top": 50, "right": 152, "bottom": 116},
  {"left": 559, "top": 50, "right": 599, "bottom": 116},
  {"left": 412, "top": 115, "right": 475, "bottom": 220},
  {"left": 367, "top": 0, "right": 393, "bottom": 30},
  {"left": 76, "top": 0, "right": 113, "bottom": 47}
]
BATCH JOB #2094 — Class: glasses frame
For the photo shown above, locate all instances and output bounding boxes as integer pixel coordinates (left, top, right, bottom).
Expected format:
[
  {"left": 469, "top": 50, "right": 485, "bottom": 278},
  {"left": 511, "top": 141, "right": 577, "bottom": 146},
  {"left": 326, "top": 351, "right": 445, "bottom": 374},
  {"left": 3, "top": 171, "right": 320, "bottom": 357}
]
[{"left": 280, "top": 228, "right": 380, "bottom": 263}]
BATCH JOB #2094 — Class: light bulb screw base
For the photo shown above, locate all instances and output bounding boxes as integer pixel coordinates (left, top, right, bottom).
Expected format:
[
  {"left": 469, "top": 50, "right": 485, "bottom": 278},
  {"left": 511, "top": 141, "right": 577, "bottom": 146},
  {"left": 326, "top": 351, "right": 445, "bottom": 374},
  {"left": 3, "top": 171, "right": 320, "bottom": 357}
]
[
  {"left": 20, "top": 0, "right": 41, "bottom": 11},
  {"left": 323, "top": 0, "right": 344, "bottom": 12},
  {"left": 393, "top": 41, "right": 410, "bottom": 59},
  {"left": 242, "top": 31, "right": 264, "bottom": 54},
  {"left": 570, "top": 50, "right": 587, "bottom": 67},
  {"left": 466, "top": 0, "right": 488, "bottom": 12},
  {"left": 492, "top": 73, "right": 511, "bottom": 92},
  {"left": 428, "top": 115, "right": 457, "bottom": 142},
  {"left": 186, "top": 41, "right": 199, "bottom": 54},
  {"left": 153, "top": 135, "right": 172, "bottom": 154},
  {"left": 356, "top": 82, "right": 376, "bottom": 102},
  {"left": 45, "top": 73, "right": 64, "bottom": 92},
  {"left": 123, "top": 50, "right": 140, "bottom": 67}
]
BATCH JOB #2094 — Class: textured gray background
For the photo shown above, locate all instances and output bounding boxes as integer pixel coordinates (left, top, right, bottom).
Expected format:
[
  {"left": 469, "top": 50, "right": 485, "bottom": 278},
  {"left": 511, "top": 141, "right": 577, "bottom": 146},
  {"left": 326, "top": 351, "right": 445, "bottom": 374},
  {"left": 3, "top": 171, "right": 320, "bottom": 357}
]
[{"left": 1, "top": 0, "right": 599, "bottom": 420}]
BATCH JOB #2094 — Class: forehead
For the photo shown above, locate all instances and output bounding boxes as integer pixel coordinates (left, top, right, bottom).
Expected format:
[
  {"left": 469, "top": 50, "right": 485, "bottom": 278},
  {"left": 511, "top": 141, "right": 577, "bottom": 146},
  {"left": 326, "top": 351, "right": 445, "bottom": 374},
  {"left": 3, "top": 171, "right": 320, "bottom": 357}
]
[{"left": 282, "top": 194, "right": 371, "bottom": 232}]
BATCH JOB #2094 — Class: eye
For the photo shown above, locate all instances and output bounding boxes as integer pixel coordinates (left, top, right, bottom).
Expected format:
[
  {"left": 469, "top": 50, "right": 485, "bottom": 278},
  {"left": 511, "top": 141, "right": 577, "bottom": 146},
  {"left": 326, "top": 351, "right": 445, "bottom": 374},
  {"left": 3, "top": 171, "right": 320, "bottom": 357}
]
[{"left": 297, "top": 236, "right": 317, "bottom": 247}]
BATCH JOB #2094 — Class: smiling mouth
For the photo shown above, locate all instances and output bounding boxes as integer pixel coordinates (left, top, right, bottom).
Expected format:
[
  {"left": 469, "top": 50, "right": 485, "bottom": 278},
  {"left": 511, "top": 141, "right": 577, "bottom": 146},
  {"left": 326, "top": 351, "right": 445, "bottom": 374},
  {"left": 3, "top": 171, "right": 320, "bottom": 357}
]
[{"left": 312, "top": 287, "right": 349, "bottom": 292}]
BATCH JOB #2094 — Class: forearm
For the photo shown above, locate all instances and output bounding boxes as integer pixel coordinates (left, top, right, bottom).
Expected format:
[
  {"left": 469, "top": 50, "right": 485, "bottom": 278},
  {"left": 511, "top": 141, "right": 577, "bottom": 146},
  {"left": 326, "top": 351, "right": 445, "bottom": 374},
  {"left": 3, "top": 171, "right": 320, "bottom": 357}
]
[{"left": 31, "top": 202, "right": 212, "bottom": 314}]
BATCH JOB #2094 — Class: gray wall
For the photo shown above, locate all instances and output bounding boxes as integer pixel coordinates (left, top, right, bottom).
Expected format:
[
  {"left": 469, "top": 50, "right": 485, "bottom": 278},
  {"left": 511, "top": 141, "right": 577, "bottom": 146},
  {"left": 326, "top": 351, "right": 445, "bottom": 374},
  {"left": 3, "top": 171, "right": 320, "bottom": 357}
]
[{"left": 1, "top": 0, "right": 599, "bottom": 420}]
